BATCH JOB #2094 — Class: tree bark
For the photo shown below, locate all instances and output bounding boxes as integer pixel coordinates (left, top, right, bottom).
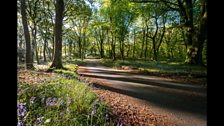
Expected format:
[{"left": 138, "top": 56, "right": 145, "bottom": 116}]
[
  {"left": 113, "top": 33, "right": 116, "bottom": 61},
  {"left": 140, "top": 28, "right": 145, "bottom": 58},
  {"left": 132, "top": 29, "right": 136, "bottom": 59},
  {"left": 34, "top": 25, "right": 40, "bottom": 64},
  {"left": 43, "top": 38, "right": 47, "bottom": 62},
  {"left": 150, "top": 17, "right": 159, "bottom": 61},
  {"left": 99, "top": 27, "right": 104, "bottom": 58},
  {"left": 144, "top": 27, "right": 148, "bottom": 60},
  {"left": 50, "top": 0, "right": 64, "bottom": 69},
  {"left": 73, "top": 42, "right": 76, "bottom": 58},
  {"left": 68, "top": 39, "right": 72, "bottom": 59},
  {"left": 21, "top": 0, "right": 34, "bottom": 69},
  {"left": 194, "top": 0, "right": 207, "bottom": 65},
  {"left": 156, "top": 17, "right": 166, "bottom": 60}
]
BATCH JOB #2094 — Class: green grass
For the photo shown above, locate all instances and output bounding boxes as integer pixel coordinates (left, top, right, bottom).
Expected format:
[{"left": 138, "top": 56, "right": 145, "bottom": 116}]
[
  {"left": 62, "top": 58, "right": 90, "bottom": 66},
  {"left": 100, "top": 59, "right": 207, "bottom": 78},
  {"left": 17, "top": 66, "right": 119, "bottom": 126},
  {"left": 53, "top": 64, "right": 79, "bottom": 80}
]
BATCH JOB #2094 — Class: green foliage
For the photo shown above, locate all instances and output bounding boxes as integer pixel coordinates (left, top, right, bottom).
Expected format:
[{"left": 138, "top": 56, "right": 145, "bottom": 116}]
[
  {"left": 18, "top": 0, "right": 207, "bottom": 67},
  {"left": 64, "top": 64, "right": 78, "bottom": 72},
  {"left": 18, "top": 70, "right": 117, "bottom": 126},
  {"left": 100, "top": 59, "right": 207, "bottom": 78},
  {"left": 54, "top": 69, "right": 79, "bottom": 79}
]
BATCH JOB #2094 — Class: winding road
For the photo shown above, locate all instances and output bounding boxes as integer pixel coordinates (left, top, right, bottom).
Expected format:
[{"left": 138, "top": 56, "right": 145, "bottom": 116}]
[{"left": 78, "top": 59, "right": 207, "bottom": 126}]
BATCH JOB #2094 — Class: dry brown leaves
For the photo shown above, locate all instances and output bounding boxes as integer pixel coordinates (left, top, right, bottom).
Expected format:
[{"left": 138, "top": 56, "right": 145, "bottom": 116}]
[
  {"left": 92, "top": 88, "right": 176, "bottom": 126},
  {"left": 18, "top": 68, "right": 57, "bottom": 85}
]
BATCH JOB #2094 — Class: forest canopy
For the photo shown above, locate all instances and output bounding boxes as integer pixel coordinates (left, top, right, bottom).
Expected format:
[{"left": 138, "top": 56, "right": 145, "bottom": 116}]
[{"left": 17, "top": 0, "right": 207, "bottom": 67}]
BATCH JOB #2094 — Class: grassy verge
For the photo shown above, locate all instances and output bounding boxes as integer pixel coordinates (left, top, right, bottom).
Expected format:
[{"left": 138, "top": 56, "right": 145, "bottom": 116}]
[
  {"left": 100, "top": 59, "right": 207, "bottom": 85},
  {"left": 17, "top": 64, "right": 120, "bottom": 126}
]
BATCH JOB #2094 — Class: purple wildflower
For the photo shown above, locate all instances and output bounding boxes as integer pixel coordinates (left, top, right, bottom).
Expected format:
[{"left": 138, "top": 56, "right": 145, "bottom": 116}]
[
  {"left": 105, "top": 112, "right": 109, "bottom": 121},
  {"left": 66, "top": 108, "right": 69, "bottom": 112},
  {"left": 18, "top": 102, "right": 26, "bottom": 117},
  {"left": 46, "top": 97, "right": 51, "bottom": 105},
  {"left": 46, "top": 97, "right": 57, "bottom": 106},
  {"left": 119, "top": 118, "right": 124, "bottom": 126},
  {"left": 98, "top": 97, "right": 102, "bottom": 102},
  {"left": 30, "top": 97, "right": 36, "bottom": 104},
  {"left": 60, "top": 112, "right": 63, "bottom": 116},
  {"left": 37, "top": 117, "right": 42, "bottom": 124},
  {"left": 53, "top": 97, "right": 57, "bottom": 102},
  {"left": 67, "top": 97, "right": 71, "bottom": 105},
  {"left": 49, "top": 102, "right": 55, "bottom": 106},
  {"left": 58, "top": 100, "right": 63, "bottom": 105},
  {"left": 17, "top": 121, "right": 23, "bottom": 126},
  {"left": 91, "top": 109, "right": 96, "bottom": 115}
]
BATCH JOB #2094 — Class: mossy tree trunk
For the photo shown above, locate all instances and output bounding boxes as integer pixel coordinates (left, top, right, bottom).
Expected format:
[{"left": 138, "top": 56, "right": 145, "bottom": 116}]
[
  {"left": 50, "top": 0, "right": 64, "bottom": 69},
  {"left": 20, "top": 0, "right": 34, "bottom": 69}
]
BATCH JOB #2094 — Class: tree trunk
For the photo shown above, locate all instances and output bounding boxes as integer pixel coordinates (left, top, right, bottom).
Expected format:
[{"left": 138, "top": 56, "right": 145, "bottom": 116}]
[
  {"left": 43, "top": 39, "right": 47, "bottom": 62},
  {"left": 126, "top": 44, "right": 130, "bottom": 58},
  {"left": 65, "top": 42, "right": 67, "bottom": 57},
  {"left": 68, "top": 39, "right": 72, "bottom": 59},
  {"left": 156, "top": 20, "right": 166, "bottom": 60},
  {"left": 119, "top": 40, "right": 124, "bottom": 60},
  {"left": 100, "top": 27, "right": 104, "bottom": 58},
  {"left": 113, "top": 33, "right": 116, "bottom": 61},
  {"left": 82, "top": 33, "right": 86, "bottom": 60},
  {"left": 21, "top": 0, "right": 34, "bottom": 69},
  {"left": 193, "top": 0, "right": 207, "bottom": 65},
  {"left": 152, "top": 39, "right": 157, "bottom": 61},
  {"left": 132, "top": 29, "right": 136, "bottom": 59},
  {"left": 182, "top": 0, "right": 200, "bottom": 65},
  {"left": 140, "top": 28, "right": 145, "bottom": 58},
  {"left": 144, "top": 27, "right": 148, "bottom": 60},
  {"left": 78, "top": 37, "right": 82, "bottom": 58},
  {"left": 34, "top": 26, "right": 40, "bottom": 64},
  {"left": 100, "top": 40, "right": 104, "bottom": 58},
  {"left": 73, "top": 42, "right": 76, "bottom": 58},
  {"left": 151, "top": 17, "right": 159, "bottom": 61},
  {"left": 107, "top": 28, "right": 111, "bottom": 58},
  {"left": 52, "top": 36, "right": 54, "bottom": 60},
  {"left": 50, "top": 0, "right": 64, "bottom": 69}
]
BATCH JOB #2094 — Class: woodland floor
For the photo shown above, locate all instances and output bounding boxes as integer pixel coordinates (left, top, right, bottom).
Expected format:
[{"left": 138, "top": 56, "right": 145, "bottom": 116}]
[{"left": 17, "top": 59, "right": 206, "bottom": 126}]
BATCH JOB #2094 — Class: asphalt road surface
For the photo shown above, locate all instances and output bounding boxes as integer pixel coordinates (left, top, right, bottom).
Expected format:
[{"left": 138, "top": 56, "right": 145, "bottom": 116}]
[{"left": 78, "top": 59, "right": 207, "bottom": 126}]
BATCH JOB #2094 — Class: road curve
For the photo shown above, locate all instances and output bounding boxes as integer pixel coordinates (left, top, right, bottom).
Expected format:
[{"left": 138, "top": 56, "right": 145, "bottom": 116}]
[{"left": 77, "top": 59, "right": 207, "bottom": 126}]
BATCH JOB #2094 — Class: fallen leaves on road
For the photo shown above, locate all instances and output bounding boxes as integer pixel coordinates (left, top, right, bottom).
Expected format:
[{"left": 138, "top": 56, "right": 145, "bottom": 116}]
[{"left": 92, "top": 88, "right": 176, "bottom": 126}]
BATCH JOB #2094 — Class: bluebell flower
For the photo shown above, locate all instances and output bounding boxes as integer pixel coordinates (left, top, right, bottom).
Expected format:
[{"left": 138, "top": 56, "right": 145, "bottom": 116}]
[
  {"left": 18, "top": 102, "right": 26, "bottom": 117},
  {"left": 67, "top": 97, "right": 71, "bottom": 105},
  {"left": 91, "top": 109, "right": 96, "bottom": 115},
  {"left": 58, "top": 100, "right": 63, "bottom": 105},
  {"left": 32, "top": 86, "right": 35, "bottom": 91},
  {"left": 17, "top": 121, "right": 23, "bottom": 126},
  {"left": 105, "top": 112, "right": 109, "bottom": 121},
  {"left": 98, "top": 97, "right": 102, "bottom": 102},
  {"left": 60, "top": 112, "right": 64, "bottom": 117},
  {"left": 53, "top": 97, "right": 57, "bottom": 102},
  {"left": 49, "top": 102, "right": 55, "bottom": 106},
  {"left": 30, "top": 97, "right": 36, "bottom": 104},
  {"left": 37, "top": 117, "right": 42, "bottom": 124},
  {"left": 119, "top": 118, "right": 124, "bottom": 126},
  {"left": 46, "top": 97, "right": 51, "bottom": 105}
]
